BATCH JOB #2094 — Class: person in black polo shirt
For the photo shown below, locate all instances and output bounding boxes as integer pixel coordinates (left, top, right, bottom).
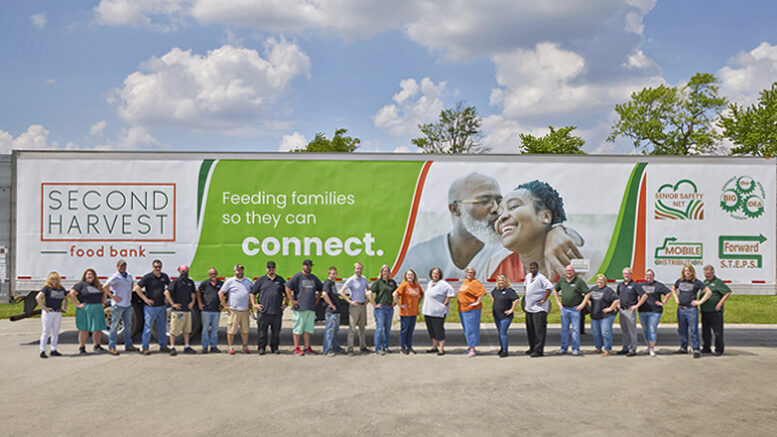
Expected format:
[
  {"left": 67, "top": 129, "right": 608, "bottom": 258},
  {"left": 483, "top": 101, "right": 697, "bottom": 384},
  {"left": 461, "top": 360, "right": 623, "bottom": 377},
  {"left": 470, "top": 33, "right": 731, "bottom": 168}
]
[
  {"left": 250, "top": 261, "right": 287, "bottom": 355},
  {"left": 197, "top": 268, "right": 223, "bottom": 353},
  {"left": 616, "top": 267, "right": 646, "bottom": 357},
  {"left": 165, "top": 265, "right": 197, "bottom": 356},
  {"left": 135, "top": 259, "right": 171, "bottom": 355}
]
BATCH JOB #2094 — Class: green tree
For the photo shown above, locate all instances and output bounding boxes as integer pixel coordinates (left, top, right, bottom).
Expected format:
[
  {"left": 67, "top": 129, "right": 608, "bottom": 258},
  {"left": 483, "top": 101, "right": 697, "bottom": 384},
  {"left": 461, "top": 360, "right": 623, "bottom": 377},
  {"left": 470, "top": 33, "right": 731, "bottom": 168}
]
[
  {"left": 412, "top": 101, "right": 488, "bottom": 154},
  {"left": 293, "top": 128, "right": 360, "bottom": 152},
  {"left": 718, "top": 82, "right": 777, "bottom": 156},
  {"left": 519, "top": 126, "right": 585, "bottom": 154},
  {"left": 607, "top": 73, "right": 727, "bottom": 155}
]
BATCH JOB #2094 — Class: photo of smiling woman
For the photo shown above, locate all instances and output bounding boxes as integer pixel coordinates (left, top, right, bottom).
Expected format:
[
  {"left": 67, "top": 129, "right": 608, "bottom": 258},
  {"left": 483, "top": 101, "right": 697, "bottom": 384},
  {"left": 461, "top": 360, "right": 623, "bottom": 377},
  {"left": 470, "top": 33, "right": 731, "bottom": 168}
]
[{"left": 487, "top": 180, "right": 581, "bottom": 281}]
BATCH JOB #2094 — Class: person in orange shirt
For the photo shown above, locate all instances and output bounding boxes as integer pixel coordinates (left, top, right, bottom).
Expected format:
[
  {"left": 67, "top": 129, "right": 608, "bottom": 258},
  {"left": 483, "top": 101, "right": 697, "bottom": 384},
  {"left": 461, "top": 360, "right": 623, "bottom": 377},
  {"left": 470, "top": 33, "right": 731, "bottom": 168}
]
[
  {"left": 458, "top": 266, "right": 487, "bottom": 357},
  {"left": 393, "top": 269, "right": 424, "bottom": 355}
]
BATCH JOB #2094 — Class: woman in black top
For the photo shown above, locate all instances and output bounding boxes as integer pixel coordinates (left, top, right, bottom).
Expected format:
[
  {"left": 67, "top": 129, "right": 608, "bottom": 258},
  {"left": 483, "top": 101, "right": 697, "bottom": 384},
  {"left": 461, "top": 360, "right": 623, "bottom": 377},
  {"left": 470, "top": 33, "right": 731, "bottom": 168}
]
[
  {"left": 69, "top": 268, "right": 108, "bottom": 354},
  {"left": 490, "top": 274, "right": 520, "bottom": 357},
  {"left": 36, "top": 271, "right": 68, "bottom": 358}
]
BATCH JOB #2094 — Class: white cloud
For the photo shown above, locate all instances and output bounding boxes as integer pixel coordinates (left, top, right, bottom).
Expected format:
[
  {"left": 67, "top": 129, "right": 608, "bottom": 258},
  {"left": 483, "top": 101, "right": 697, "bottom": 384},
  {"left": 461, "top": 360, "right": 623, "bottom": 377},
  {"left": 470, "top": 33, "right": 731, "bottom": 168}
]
[
  {"left": 94, "top": 0, "right": 189, "bottom": 32},
  {"left": 113, "top": 40, "right": 310, "bottom": 130},
  {"left": 279, "top": 131, "right": 306, "bottom": 151},
  {"left": 45, "top": 78, "right": 56, "bottom": 85},
  {"left": 373, "top": 77, "right": 446, "bottom": 137},
  {"left": 719, "top": 42, "right": 777, "bottom": 105},
  {"left": 90, "top": 120, "right": 107, "bottom": 136},
  {"left": 0, "top": 124, "right": 58, "bottom": 153},
  {"left": 30, "top": 13, "right": 47, "bottom": 29}
]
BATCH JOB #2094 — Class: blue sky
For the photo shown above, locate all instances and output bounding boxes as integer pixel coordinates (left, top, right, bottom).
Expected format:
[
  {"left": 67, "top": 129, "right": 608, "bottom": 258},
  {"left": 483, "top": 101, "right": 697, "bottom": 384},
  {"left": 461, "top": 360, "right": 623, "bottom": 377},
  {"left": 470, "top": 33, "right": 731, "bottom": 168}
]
[{"left": 1, "top": 0, "right": 776, "bottom": 154}]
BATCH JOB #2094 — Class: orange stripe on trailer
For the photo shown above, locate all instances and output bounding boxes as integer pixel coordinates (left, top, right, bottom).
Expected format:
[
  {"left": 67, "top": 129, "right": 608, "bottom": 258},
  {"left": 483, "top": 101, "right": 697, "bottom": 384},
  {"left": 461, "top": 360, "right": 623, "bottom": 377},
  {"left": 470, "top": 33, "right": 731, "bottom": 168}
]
[
  {"left": 390, "top": 161, "right": 433, "bottom": 277},
  {"left": 632, "top": 174, "right": 647, "bottom": 281}
]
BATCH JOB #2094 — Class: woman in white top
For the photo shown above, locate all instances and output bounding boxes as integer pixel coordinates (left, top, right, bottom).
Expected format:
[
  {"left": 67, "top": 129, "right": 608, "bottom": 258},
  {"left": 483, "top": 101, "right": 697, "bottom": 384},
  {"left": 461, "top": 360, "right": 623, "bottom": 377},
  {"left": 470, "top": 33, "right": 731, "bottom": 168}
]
[{"left": 421, "top": 267, "right": 456, "bottom": 356}]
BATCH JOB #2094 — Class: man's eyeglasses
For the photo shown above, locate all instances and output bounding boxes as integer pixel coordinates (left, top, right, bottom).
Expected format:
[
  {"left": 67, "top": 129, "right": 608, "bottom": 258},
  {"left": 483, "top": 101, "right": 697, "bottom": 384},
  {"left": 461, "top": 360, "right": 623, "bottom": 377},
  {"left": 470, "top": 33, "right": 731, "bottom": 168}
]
[
  {"left": 153, "top": 265, "right": 162, "bottom": 269},
  {"left": 454, "top": 196, "right": 503, "bottom": 207}
]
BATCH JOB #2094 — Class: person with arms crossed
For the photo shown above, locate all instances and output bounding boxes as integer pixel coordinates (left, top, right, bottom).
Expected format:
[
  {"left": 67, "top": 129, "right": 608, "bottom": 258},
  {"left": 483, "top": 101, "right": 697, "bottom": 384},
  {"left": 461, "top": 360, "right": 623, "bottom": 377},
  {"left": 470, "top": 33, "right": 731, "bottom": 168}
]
[
  {"left": 523, "top": 261, "right": 553, "bottom": 357},
  {"left": 103, "top": 259, "right": 138, "bottom": 356},
  {"left": 197, "top": 268, "right": 223, "bottom": 353},
  {"left": 250, "top": 261, "right": 287, "bottom": 355},
  {"left": 286, "top": 259, "right": 324, "bottom": 356},
  {"left": 671, "top": 264, "right": 712, "bottom": 359},
  {"left": 165, "top": 265, "right": 197, "bottom": 356},
  {"left": 700, "top": 265, "right": 732, "bottom": 356},
  {"left": 553, "top": 265, "right": 587, "bottom": 356},
  {"left": 135, "top": 259, "right": 171, "bottom": 355},
  {"left": 37, "top": 271, "right": 67, "bottom": 358},
  {"left": 339, "top": 262, "right": 370, "bottom": 354},
  {"left": 638, "top": 269, "right": 672, "bottom": 357},
  {"left": 616, "top": 267, "right": 647, "bottom": 357},
  {"left": 490, "top": 274, "right": 520, "bottom": 358},
  {"left": 219, "top": 264, "right": 253, "bottom": 355}
]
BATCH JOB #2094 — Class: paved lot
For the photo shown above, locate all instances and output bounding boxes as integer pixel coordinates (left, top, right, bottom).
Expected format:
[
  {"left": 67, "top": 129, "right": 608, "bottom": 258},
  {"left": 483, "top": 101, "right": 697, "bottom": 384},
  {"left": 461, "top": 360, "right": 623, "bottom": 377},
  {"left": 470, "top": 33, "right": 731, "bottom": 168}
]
[{"left": 2, "top": 317, "right": 776, "bottom": 436}]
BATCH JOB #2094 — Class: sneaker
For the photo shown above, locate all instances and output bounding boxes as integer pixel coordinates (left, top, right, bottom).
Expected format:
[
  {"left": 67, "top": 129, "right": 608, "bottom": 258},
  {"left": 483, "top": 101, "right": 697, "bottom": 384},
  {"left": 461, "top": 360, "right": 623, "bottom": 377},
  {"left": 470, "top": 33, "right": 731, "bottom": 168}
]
[
  {"left": 437, "top": 350, "right": 445, "bottom": 356},
  {"left": 125, "top": 346, "right": 139, "bottom": 352},
  {"left": 184, "top": 347, "right": 196, "bottom": 354},
  {"left": 303, "top": 347, "right": 318, "bottom": 355},
  {"left": 79, "top": 347, "right": 87, "bottom": 355},
  {"left": 572, "top": 350, "right": 580, "bottom": 356},
  {"left": 384, "top": 348, "right": 392, "bottom": 354},
  {"left": 202, "top": 348, "right": 209, "bottom": 354},
  {"left": 592, "top": 349, "right": 602, "bottom": 354},
  {"left": 360, "top": 347, "right": 371, "bottom": 353},
  {"left": 258, "top": 349, "right": 266, "bottom": 356},
  {"left": 211, "top": 347, "right": 222, "bottom": 354},
  {"left": 93, "top": 345, "right": 104, "bottom": 353},
  {"left": 649, "top": 349, "right": 656, "bottom": 357},
  {"left": 601, "top": 351, "right": 610, "bottom": 357},
  {"left": 40, "top": 351, "right": 48, "bottom": 359},
  {"left": 673, "top": 347, "right": 688, "bottom": 354},
  {"left": 426, "top": 347, "right": 439, "bottom": 354},
  {"left": 160, "top": 346, "right": 171, "bottom": 353},
  {"left": 467, "top": 348, "right": 476, "bottom": 358},
  {"left": 498, "top": 350, "right": 508, "bottom": 358},
  {"left": 243, "top": 346, "right": 250, "bottom": 354},
  {"left": 616, "top": 349, "right": 628, "bottom": 355},
  {"left": 50, "top": 350, "right": 62, "bottom": 357},
  {"left": 626, "top": 350, "right": 636, "bottom": 357},
  {"left": 272, "top": 349, "right": 280, "bottom": 355},
  {"left": 143, "top": 349, "right": 151, "bottom": 356},
  {"left": 693, "top": 351, "right": 701, "bottom": 359},
  {"left": 108, "top": 349, "right": 120, "bottom": 356},
  {"left": 378, "top": 349, "right": 386, "bottom": 356},
  {"left": 228, "top": 348, "right": 236, "bottom": 355},
  {"left": 556, "top": 349, "right": 567, "bottom": 355},
  {"left": 169, "top": 348, "right": 178, "bottom": 356},
  {"left": 530, "top": 351, "right": 542, "bottom": 358},
  {"left": 714, "top": 351, "right": 723, "bottom": 356},
  {"left": 701, "top": 348, "right": 713, "bottom": 354},
  {"left": 294, "top": 347, "right": 304, "bottom": 356},
  {"left": 400, "top": 348, "right": 408, "bottom": 356},
  {"left": 525, "top": 349, "right": 534, "bottom": 355},
  {"left": 408, "top": 348, "right": 416, "bottom": 355}
]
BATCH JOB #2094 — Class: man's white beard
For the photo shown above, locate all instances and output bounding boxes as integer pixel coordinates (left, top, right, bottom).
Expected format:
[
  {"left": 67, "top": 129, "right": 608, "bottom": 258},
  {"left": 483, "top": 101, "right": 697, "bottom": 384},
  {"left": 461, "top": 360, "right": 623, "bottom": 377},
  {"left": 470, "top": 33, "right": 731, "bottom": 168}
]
[{"left": 462, "top": 212, "right": 500, "bottom": 245}]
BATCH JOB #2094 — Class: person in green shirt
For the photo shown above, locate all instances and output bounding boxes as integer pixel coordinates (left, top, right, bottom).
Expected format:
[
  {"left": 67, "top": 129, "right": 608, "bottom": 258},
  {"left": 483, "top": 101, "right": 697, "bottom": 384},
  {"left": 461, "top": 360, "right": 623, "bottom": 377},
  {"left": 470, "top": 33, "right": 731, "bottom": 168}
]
[
  {"left": 701, "top": 265, "right": 732, "bottom": 355},
  {"left": 369, "top": 264, "right": 397, "bottom": 355},
  {"left": 553, "top": 265, "right": 588, "bottom": 356}
]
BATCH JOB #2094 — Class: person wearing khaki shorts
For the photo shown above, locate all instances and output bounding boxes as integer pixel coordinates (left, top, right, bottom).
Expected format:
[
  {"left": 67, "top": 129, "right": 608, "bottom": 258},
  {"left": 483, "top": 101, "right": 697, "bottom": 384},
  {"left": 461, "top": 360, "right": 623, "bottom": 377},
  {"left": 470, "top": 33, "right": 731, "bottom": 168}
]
[
  {"left": 219, "top": 264, "right": 254, "bottom": 355},
  {"left": 165, "top": 265, "right": 197, "bottom": 356}
]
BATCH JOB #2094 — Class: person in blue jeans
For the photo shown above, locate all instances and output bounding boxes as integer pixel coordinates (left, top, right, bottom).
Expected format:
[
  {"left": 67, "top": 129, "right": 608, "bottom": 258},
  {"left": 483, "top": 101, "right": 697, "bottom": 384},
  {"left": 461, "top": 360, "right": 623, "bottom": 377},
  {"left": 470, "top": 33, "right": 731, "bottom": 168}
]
[
  {"left": 103, "top": 260, "right": 138, "bottom": 355},
  {"left": 369, "top": 265, "right": 397, "bottom": 355},
  {"left": 490, "top": 275, "right": 519, "bottom": 358},
  {"left": 134, "top": 260, "right": 171, "bottom": 355},
  {"left": 553, "top": 265, "right": 588, "bottom": 356},
  {"left": 639, "top": 269, "right": 672, "bottom": 357},
  {"left": 321, "top": 266, "right": 345, "bottom": 355},
  {"left": 197, "top": 267, "right": 223, "bottom": 353},
  {"left": 581, "top": 274, "right": 619, "bottom": 356},
  {"left": 671, "top": 264, "right": 712, "bottom": 359}
]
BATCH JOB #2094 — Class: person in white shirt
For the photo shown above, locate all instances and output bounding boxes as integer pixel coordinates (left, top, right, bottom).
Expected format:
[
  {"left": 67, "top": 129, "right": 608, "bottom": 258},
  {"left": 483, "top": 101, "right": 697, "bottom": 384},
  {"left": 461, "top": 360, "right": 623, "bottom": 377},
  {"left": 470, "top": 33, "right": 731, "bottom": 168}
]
[
  {"left": 420, "top": 267, "right": 456, "bottom": 356},
  {"left": 103, "top": 259, "right": 138, "bottom": 355},
  {"left": 523, "top": 261, "right": 553, "bottom": 357},
  {"left": 219, "top": 264, "right": 253, "bottom": 355}
]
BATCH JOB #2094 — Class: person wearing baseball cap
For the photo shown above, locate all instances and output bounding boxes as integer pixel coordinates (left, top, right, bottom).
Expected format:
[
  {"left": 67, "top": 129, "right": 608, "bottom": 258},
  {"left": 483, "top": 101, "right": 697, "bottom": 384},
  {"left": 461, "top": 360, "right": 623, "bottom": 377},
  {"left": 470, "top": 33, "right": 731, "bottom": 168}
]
[
  {"left": 250, "top": 261, "right": 288, "bottom": 354},
  {"left": 164, "top": 265, "right": 197, "bottom": 355},
  {"left": 285, "top": 259, "right": 324, "bottom": 355},
  {"left": 219, "top": 264, "right": 254, "bottom": 354}
]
